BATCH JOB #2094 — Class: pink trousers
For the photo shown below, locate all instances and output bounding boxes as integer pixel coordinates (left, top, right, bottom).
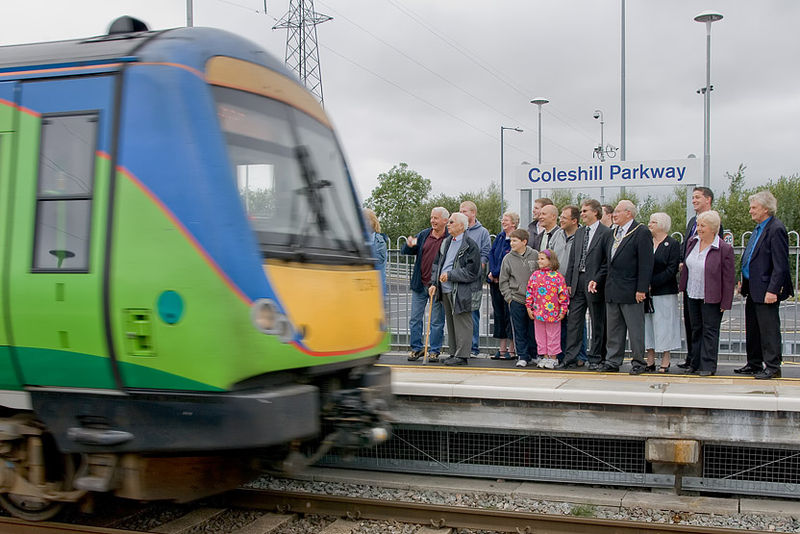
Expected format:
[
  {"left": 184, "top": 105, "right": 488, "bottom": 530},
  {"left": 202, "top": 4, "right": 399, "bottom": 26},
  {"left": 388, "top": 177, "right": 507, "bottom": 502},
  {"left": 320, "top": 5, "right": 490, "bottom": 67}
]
[{"left": 534, "top": 319, "right": 562, "bottom": 356}]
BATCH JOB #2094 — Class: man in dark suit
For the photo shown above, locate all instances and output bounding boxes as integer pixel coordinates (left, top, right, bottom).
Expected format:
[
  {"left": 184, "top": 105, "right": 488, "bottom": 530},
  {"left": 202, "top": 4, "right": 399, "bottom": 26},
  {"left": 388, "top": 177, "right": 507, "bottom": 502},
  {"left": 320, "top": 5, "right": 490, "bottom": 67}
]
[
  {"left": 678, "top": 186, "right": 724, "bottom": 370},
  {"left": 559, "top": 199, "right": 612, "bottom": 370},
  {"left": 735, "top": 191, "right": 793, "bottom": 380},
  {"left": 603, "top": 200, "right": 654, "bottom": 374}
]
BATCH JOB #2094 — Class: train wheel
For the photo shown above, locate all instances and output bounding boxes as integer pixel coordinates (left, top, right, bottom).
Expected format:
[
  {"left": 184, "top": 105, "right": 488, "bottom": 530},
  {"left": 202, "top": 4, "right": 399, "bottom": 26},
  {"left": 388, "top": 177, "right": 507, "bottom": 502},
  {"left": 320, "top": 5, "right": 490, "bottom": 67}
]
[{"left": 0, "top": 493, "right": 63, "bottom": 521}]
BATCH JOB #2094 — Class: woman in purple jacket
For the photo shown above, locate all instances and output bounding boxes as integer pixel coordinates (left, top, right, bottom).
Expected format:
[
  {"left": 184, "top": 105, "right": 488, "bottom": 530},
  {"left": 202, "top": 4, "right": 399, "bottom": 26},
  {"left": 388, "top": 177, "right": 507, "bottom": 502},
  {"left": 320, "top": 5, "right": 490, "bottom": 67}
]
[{"left": 678, "top": 210, "right": 735, "bottom": 376}]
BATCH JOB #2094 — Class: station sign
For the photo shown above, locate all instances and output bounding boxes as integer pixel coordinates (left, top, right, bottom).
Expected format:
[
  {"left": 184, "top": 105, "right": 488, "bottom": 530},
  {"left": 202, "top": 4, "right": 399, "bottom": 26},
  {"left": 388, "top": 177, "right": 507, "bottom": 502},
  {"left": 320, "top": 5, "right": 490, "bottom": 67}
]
[{"left": 516, "top": 158, "right": 700, "bottom": 190}]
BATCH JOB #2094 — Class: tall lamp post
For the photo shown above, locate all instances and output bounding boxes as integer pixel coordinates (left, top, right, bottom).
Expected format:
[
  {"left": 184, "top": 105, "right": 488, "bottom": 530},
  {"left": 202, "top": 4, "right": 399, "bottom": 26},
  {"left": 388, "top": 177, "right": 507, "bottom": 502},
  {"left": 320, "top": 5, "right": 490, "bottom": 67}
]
[
  {"left": 500, "top": 126, "right": 523, "bottom": 218},
  {"left": 694, "top": 11, "right": 723, "bottom": 189},
  {"left": 530, "top": 97, "right": 549, "bottom": 165}
]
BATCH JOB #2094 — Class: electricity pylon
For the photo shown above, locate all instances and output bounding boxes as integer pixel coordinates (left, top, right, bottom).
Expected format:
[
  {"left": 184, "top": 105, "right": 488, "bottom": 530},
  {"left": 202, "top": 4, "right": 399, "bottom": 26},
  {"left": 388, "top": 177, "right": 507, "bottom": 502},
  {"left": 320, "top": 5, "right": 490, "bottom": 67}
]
[{"left": 272, "top": 0, "right": 332, "bottom": 106}]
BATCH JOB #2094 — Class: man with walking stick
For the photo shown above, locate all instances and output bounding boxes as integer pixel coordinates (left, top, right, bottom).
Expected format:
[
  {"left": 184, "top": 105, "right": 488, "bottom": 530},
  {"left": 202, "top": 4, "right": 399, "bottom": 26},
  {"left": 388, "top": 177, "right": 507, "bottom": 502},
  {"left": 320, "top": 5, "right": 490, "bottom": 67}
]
[{"left": 403, "top": 207, "right": 449, "bottom": 362}]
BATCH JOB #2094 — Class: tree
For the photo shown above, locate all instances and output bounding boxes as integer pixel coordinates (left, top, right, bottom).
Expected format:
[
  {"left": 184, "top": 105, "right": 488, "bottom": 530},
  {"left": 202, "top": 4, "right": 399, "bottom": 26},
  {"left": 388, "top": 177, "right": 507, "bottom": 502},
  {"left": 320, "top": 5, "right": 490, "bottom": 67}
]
[
  {"left": 715, "top": 164, "right": 752, "bottom": 242},
  {"left": 364, "top": 163, "right": 431, "bottom": 240}
]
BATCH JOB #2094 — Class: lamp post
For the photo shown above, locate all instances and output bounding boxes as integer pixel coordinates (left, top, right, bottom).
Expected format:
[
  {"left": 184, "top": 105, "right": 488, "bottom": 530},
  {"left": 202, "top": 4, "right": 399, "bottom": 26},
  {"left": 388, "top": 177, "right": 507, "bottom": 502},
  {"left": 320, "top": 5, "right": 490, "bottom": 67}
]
[
  {"left": 529, "top": 97, "right": 549, "bottom": 165},
  {"left": 694, "top": 11, "right": 723, "bottom": 189},
  {"left": 500, "top": 126, "right": 523, "bottom": 218}
]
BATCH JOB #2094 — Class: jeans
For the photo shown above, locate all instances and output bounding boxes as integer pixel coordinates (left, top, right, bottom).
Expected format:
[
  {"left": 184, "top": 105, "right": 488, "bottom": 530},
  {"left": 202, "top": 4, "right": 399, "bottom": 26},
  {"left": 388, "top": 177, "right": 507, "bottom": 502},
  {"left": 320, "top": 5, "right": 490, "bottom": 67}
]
[
  {"left": 471, "top": 309, "right": 480, "bottom": 353},
  {"left": 508, "top": 301, "right": 537, "bottom": 362},
  {"left": 409, "top": 288, "right": 444, "bottom": 353}
]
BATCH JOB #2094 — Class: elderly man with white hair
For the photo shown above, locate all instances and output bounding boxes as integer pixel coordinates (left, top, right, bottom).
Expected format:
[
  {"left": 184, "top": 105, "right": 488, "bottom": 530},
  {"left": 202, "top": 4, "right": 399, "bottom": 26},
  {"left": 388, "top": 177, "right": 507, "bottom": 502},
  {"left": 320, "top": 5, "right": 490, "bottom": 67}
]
[
  {"left": 429, "top": 212, "right": 482, "bottom": 366},
  {"left": 602, "top": 200, "right": 654, "bottom": 374},
  {"left": 735, "top": 190, "right": 794, "bottom": 380}
]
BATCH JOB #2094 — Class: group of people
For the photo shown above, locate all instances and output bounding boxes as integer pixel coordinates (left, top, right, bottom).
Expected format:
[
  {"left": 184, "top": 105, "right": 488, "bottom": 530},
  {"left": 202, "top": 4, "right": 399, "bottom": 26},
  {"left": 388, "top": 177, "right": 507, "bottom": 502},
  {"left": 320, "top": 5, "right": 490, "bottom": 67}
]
[{"left": 400, "top": 188, "right": 793, "bottom": 379}]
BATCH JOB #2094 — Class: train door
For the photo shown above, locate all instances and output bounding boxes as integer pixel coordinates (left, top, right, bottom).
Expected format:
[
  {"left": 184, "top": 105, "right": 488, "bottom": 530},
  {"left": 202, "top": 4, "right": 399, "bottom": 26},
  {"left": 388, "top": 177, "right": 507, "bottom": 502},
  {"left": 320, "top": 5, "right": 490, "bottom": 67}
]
[
  {"left": 0, "top": 82, "right": 22, "bottom": 391},
  {"left": 7, "top": 75, "right": 117, "bottom": 389}
]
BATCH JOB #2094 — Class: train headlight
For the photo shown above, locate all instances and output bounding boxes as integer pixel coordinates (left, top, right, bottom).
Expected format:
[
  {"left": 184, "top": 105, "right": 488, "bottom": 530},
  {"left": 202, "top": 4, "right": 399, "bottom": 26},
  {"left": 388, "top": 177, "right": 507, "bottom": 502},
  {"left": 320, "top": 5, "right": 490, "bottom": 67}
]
[{"left": 251, "top": 299, "right": 294, "bottom": 341}]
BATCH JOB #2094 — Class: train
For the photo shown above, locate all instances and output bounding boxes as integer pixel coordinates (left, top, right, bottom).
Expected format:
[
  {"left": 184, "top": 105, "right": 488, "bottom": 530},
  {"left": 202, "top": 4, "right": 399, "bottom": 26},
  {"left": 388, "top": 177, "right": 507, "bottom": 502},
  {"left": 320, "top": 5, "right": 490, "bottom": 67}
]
[{"left": 0, "top": 16, "right": 391, "bottom": 519}]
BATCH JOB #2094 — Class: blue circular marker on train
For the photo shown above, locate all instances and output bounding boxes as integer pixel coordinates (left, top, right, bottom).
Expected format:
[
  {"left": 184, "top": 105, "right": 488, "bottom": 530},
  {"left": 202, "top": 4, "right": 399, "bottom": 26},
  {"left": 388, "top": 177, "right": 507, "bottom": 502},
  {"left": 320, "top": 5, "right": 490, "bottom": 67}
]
[{"left": 157, "top": 290, "right": 184, "bottom": 324}]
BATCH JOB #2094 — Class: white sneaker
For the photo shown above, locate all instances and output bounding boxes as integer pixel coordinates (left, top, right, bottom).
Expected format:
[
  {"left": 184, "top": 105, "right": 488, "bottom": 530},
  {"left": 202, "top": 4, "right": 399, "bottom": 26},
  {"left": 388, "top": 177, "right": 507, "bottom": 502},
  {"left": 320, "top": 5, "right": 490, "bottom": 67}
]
[
  {"left": 516, "top": 359, "right": 528, "bottom": 368},
  {"left": 545, "top": 358, "right": 557, "bottom": 369},
  {"left": 537, "top": 359, "right": 547, "bottom": 368}
]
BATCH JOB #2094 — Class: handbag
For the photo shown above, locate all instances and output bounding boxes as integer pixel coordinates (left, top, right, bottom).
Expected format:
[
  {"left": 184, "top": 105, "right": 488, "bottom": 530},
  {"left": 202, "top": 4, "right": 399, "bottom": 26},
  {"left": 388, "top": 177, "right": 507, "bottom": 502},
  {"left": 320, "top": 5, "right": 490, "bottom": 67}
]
[{"left": 643, "top": 295, "right": 655, "bottom": 314}]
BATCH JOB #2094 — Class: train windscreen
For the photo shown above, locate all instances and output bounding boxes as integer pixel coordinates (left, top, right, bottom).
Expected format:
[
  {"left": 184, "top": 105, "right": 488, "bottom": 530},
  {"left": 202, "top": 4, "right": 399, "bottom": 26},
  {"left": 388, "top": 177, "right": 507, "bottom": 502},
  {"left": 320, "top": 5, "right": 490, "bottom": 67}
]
[{"left": 213, "top": 86, "right": 370, "bottom": 262}]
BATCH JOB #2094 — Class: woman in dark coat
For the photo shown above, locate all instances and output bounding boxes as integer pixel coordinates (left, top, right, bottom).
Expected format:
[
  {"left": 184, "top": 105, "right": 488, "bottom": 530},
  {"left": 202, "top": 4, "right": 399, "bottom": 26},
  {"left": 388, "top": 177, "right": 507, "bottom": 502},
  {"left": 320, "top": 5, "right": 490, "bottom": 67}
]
[
  {"left": 644, "top": 212, "right": 682, "bottom": 373},
  {"left": 679, "top": 210, "right": 735, "bottom": 376},
  {"left": 488, "top": 212, "right": 518, "bottom": 359}
]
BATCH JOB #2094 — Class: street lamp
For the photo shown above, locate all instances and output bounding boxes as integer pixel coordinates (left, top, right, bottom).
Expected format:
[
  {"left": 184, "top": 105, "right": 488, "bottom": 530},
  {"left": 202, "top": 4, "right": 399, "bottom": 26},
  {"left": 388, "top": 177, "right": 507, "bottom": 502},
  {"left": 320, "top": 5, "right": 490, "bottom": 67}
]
[
  {"left": 529, "top": 97, "right": 549, "bottom": 165},
  {"left": 500, "top": 126, "right": 523, "bottom": 218},
  {"left": 592, "top": 110, "right": 617, "bottom": 162},
  {"left": 694, "top": 10, "right": 723, "bottom": 189}
]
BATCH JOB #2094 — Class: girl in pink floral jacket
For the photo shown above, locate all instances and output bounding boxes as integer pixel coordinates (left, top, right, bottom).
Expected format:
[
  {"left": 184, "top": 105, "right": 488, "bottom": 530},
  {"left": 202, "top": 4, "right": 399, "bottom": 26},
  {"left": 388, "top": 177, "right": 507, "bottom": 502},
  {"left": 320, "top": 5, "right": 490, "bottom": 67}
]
[{"left": 526, "top": 249, "right": 570, "bottom": 369}]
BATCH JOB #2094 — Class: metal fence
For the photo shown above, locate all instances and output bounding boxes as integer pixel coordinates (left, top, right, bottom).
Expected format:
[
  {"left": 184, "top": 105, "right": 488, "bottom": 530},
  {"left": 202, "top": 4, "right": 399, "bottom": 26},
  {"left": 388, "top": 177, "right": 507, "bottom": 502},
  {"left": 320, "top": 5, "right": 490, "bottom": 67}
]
[{"left": 385, "top": 231, "right": 800, "bottom": 357}]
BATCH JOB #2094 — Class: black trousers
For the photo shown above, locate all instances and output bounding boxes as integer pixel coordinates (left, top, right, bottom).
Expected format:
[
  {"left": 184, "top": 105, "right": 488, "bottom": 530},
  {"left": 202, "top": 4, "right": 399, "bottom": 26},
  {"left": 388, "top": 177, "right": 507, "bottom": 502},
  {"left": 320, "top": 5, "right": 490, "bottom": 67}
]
[
  {"left": 489, "top": 282, "right": 512, "bottom": 339},
  {"left": 564, "top": 273, "right": 606, "bottom": 364},
  {"left": 686, "top": 298, "right": 723, "bottom": 372},
  {"left": 745, "top": 296, "right": 782, "bottom": 371},
  {"left": 682, "top": 292, "right": 693, "bottom": 364}
]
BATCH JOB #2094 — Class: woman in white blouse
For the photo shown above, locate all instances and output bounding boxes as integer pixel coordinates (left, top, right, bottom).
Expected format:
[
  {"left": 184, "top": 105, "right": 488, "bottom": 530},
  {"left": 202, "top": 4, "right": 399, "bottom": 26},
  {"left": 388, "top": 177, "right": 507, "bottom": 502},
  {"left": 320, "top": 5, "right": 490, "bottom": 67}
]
[{"left": 678, "top": 210, "right": 735, "bottom": 376}]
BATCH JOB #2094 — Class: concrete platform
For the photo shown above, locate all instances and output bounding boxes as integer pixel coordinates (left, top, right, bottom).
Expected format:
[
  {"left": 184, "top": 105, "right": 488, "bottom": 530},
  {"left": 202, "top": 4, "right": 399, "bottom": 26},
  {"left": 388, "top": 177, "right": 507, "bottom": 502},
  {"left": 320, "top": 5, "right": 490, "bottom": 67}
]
[{"left": 378, "top": 353, "right": 800, "bottom": 446}]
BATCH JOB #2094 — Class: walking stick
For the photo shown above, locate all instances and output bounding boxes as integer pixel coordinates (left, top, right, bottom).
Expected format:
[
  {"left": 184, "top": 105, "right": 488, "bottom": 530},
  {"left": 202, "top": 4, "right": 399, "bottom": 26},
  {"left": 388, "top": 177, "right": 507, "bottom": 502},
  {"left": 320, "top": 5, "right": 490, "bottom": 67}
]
[{"left": 423, "top": 291, "right": 434, "bottom": 365}]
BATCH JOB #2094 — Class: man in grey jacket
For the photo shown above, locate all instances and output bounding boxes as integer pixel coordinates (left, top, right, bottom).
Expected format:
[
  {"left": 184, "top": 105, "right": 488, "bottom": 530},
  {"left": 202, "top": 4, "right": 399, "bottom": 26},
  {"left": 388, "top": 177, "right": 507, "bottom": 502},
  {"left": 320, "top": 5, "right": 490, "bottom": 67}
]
[
  {"left": 460, "top": 201, "right": 491, "bottom": 356},
  {"left": 499, "top": 229, "right": 539, "bottom": 367},
  {"left": 429, "top": 212, "right": 482, "bottom": 366}
]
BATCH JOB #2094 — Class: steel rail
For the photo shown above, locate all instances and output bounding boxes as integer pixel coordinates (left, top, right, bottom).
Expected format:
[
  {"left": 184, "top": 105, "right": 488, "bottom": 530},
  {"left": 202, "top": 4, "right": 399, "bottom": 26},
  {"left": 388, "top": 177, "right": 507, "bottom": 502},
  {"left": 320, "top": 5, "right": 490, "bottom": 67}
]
[
  {"left": 227, "top": 488, "right": 772, "bottom": 534},
  {"left": 0, "top": 517, "right": 141, "bottom": 534}
]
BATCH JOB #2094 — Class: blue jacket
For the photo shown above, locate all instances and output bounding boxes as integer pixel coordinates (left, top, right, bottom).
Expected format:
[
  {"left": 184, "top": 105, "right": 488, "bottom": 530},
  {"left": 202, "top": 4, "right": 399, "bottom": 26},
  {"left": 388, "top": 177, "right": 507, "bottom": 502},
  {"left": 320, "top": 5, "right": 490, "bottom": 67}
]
[
  {"left": 402, "top": 227, "right": 448, "bottom": 293},
  {"left": 741, "top": 216, "right": 794, "bottom": 303},
  {"left": 488, "top": 231, "right": 511, "bottom": 279},
  {"left": 466, "top": 220, "right": 491, "bottom": 264}
]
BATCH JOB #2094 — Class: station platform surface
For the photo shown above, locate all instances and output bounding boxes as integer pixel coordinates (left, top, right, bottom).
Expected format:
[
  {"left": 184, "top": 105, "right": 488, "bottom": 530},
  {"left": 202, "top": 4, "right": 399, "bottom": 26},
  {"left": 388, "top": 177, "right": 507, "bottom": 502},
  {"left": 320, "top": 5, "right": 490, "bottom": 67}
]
[
  {"left": 375, "top": 351, "right": 800, "bottom": 447},
  {"left": 378, "top": 352, "right": 800, "bottom": 412}
]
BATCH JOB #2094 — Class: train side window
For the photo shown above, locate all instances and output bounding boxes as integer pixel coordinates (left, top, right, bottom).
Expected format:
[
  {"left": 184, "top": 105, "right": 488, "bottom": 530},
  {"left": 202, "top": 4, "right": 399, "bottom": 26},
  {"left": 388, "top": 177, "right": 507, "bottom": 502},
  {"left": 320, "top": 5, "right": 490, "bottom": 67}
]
[{"left": 32, "top": 113, "right": 98, "bottom": 271}]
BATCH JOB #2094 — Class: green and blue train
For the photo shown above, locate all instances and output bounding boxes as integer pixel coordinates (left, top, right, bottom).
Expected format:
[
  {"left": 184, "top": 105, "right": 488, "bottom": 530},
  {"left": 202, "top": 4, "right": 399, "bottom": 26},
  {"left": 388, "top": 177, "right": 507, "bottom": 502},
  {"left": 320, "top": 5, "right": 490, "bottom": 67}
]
[{"left": 0, "top": 16, "right": 391, "bottom": 519}]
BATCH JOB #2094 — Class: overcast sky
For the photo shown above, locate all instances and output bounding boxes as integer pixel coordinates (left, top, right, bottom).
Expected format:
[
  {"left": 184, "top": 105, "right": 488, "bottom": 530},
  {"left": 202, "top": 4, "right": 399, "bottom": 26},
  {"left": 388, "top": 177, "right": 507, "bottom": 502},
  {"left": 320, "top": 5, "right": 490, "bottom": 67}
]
[{"left": 4, "top": 1, "right": 799, "bottom": 213}]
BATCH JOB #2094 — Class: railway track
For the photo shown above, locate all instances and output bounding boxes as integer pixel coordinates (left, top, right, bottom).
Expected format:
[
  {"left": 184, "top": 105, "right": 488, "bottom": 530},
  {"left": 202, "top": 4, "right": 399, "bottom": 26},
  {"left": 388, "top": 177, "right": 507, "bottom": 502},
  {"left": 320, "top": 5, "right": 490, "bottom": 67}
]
[{"left": 0, "top": 488, "right": 784, "bottom": 534}]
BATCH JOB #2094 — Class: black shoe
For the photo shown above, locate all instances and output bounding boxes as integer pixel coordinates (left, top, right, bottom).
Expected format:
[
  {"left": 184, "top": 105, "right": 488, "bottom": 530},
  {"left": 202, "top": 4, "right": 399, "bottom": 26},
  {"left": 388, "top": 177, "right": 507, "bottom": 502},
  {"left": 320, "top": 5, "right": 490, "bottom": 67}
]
[
  {"left": 587, "top": 362, "right": 601, "bottom": 371},
  {"left": 734, "top": 364, "right": 762, "bottom": 375},
  {"left": 644, "top": 364, "right": 657, "bottom": 373},
  {"left": 684, "top": 367, "right": 698, "bottom": 375},
  {"left": 555, "top": 360, "right": 578, "bottom": 370},
  {"left": 699, "top": 370, "right": 715, "bottom": 377},
  {"left": 676, "top": 361, "right": 691, "bottom": 369},
  {"left": 629, "top": 365, "right": 647, "bottom": 375},
  {"left": 755, "top": 368, "right": 781, "bottom": 380},
  {"left": 407, "top": 350, "right": 423, "bottom": 361},
  {"left": 599, "top": 364, "right": 619, "bottom": 373},
  {"left": 444, "top": 357, "right": 468, "bottom": 366}
]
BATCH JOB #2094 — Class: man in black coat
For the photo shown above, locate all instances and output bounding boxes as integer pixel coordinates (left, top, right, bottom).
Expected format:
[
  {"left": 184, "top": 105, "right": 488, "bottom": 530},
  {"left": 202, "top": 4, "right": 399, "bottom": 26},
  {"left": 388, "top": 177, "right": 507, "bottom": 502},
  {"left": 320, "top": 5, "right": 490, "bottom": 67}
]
[
  {"left": 559, "top": 199, "right": 612, "bottom": 370},
  {"left": 603, "top": 200, "right": 654, "bottom": 373},
  {"left": 735, "top": 191, "right": 794, "bottom": 379}
]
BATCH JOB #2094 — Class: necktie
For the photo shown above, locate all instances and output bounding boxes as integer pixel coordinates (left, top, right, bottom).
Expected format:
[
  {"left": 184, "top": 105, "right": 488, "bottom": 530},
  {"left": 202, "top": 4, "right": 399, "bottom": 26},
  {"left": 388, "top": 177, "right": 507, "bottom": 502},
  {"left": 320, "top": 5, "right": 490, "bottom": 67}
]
[
  {"left": 542, "top": 231, "right": 550, "bottom": 250},
  {"left": 611, "top": 226, "right": 624, "bottom": 258},
  {"left": 742, "top": 225, "right": 762, "bottom": 276},
  {"left": 579, "top": 226, "right": 590, "bottom": 272},
  {"left": 688, "top": 220, "right": 697, "bottom": 240}
]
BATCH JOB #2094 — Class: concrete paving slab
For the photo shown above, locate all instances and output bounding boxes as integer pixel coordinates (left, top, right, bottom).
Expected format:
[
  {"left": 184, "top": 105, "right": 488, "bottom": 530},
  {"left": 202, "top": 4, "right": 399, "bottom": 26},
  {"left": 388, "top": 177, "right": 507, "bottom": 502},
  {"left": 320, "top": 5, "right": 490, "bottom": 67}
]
[
  {"left": 662, "top": 382, "right": 778, "bottom": 410},
  {"left": 552, "top": 377, "right": 665, "bottom": 406},
  {"left": 740, "top": 498, "right": 800, "bottom": 518},
  {"left": 621, "top": 492, "right": 739, "bottom": 514}
]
